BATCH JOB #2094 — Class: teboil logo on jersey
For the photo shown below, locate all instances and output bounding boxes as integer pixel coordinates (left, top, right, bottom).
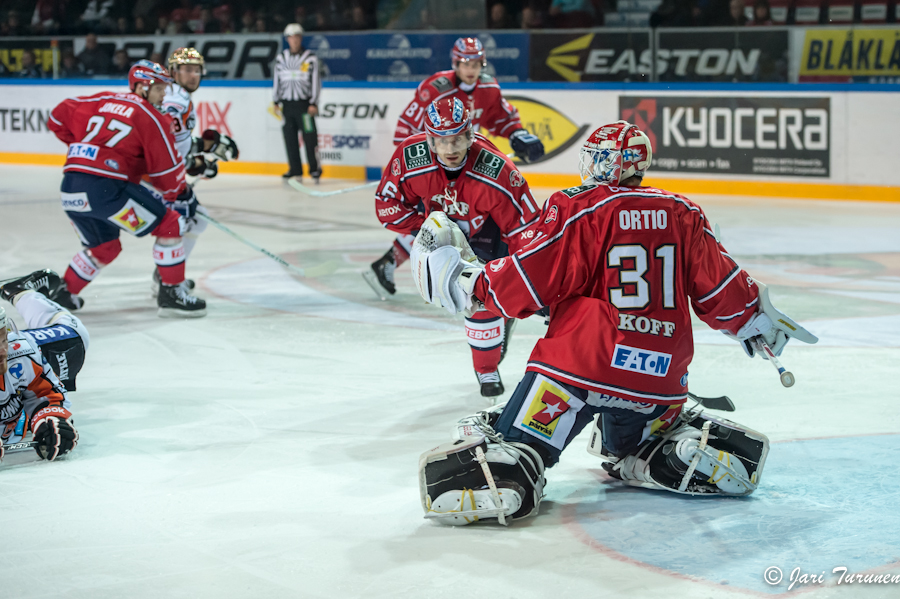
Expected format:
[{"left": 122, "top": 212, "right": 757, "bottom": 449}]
[
  {"left": 196, "top": 102, "right": 232, "bottom": 137},
  {"left": 480, "top": 96, "right": 589, "bottom": 166},
  {"left": 519, "top": 379, "right": 572, "bottom": 441}
]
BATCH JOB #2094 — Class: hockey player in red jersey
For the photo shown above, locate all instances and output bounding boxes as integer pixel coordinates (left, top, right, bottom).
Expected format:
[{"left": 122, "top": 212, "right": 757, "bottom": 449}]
[
  {"left": 412, "top": 121, "right": 818, "bottom": 525},
  {"left": 368, "top": 36, "right": 545, "bottom": 300},
  {"left": 372, "top": 97, "right": 541, "bottom": 397},
  {"left": 47, "top": 60, "right": 206, "bottom": 317}
]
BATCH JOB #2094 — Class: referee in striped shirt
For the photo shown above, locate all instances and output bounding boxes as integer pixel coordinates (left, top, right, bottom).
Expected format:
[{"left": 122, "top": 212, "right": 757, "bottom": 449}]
[{"left": 273, "top": 23, "right": 321, "bottom": 180}]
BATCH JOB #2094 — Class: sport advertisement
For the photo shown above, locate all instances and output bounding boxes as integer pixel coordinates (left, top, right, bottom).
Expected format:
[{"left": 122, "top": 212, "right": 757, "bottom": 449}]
[{"left": 619, "top": 96, "right": 830, "bottom": 177}]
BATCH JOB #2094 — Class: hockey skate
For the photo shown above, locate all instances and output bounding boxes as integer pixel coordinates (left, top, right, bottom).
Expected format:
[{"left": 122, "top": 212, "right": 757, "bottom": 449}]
[
  {"left": 0, "top": 269, "right": 62, "bottom": 303},
  {"left": 150, "top": 269, "right": 195, "bottom": 297},
  {"left": 157, "top": 284, "right": 207, "bottom": 318},
  {"left": 362, "top": 248, "right": 396, "bottom": 300},
  {"left": 476, "top": 370, "right": 504, "bottom": 398}
]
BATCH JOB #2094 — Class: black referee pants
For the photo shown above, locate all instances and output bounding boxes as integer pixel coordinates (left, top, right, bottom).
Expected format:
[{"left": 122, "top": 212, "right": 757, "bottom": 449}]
[{"left": 281, "top": 99, "right": 320, "bottom": 176}]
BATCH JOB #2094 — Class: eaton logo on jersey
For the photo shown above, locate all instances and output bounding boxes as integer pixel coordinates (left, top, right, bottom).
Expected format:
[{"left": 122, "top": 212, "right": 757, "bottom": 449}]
[
  {"left": 611, "top": 344, "right": 672, "bottom": 377},
  {"left": 67, "top": 143, "right": 99, "bottom": 160}
]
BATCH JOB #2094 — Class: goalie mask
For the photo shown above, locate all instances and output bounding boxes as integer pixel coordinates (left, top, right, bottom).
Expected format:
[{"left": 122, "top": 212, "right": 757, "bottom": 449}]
[
  {"left": 424, "top": 98, "right": 474, "bottom": 156},
  {"left": 579, "top": 120, "right": 652, "bottom": 186}
]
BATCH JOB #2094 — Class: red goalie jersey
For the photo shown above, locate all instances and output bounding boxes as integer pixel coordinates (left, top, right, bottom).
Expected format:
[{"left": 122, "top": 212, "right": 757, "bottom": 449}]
[
  {"left": 393, "top": 72, "right": 522, "bottom": 145},
  {"left": 49, "top": 91, "right": 186, "bottom": 201},
  {"left": 473, "top": 183, "right": 760, "bottom": 405},
  {"left": 376, "top": 133, "right": 540, "bottom": 253}
]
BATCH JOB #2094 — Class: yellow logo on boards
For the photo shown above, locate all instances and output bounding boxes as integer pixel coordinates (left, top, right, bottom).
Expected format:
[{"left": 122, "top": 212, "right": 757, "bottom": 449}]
[
  {"left": 481, "top": 96, "right": 589, "bottom": 166},
  {"left": 800, "top": 28, "right": 900, "bottom": 76},
  {"left": 545, "top": 33, "right": 594, "bottom": 83}
]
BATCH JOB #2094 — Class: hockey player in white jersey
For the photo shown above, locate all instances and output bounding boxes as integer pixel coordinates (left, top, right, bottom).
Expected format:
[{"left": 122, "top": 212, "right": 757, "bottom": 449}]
[
  {"left": 1, "top": 270, "right": 88, "bottom": 461},
  {"left": 153, "top": 47, "right": 240, "bottom": 293}
]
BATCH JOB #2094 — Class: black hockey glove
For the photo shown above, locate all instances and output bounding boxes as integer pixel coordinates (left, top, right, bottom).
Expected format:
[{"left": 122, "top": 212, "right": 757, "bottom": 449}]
[
  {"left": 186, "top": 156, "right": 218, "bottom": 179},
  {"left": 31, "top": 404, "right": 79, "bottom": 461},
  {"left": 509, "top": 129, "right": 544, "bottom": 163},
  {"left": 202, "top": 129, "right": 239, "bottom": 161},
  {"left": 170, "top": 185, "right": 200, "bottom": 219}
]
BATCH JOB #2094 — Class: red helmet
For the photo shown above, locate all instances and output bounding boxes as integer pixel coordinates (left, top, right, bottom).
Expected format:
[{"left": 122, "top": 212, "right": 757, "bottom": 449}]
[
  {"left": 128, "top": 59, "right": 173, "bottom": 93},
  {"left": 579, "top": 121, "right": 653, "bottom": 186},
  {"left": 451, "top": 37, "right": 485, "bottom": 67}
]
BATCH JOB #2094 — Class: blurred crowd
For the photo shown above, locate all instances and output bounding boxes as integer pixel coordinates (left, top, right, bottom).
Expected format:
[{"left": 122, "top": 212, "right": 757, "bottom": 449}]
[{"left": 0, "top": 0, "right": 377, "bottom": 37}]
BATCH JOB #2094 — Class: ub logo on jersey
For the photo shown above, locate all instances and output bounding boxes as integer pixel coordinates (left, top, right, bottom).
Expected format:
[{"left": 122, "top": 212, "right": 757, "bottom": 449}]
[
  {"left": 403, "top": 141, "right": 432, "bottom": 170},
  {"left": 514, "top": 376, "right": 580, "bottom": 449},
  {"left": 611, "top": 344, "right": 672, "bottom": 377},
  {"left": 472, "top": 149, "right": 504, "bottom": 180}
]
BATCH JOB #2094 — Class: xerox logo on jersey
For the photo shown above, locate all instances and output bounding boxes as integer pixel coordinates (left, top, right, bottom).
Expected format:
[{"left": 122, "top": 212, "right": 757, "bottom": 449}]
[
  {"left": 611, "top": 344, "right": 672, "bottom": 377},
  {"left": 403, "top": 141, "right": 432, "bottom": 170},
  {"left": 472, "top": 149, "right": 505, "bottom": 180}
]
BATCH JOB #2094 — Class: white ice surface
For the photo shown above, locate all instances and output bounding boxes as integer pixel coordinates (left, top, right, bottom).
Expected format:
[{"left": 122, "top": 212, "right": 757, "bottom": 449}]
[{"left": 1, "top": 167, "right": 899, "bottom": 599}]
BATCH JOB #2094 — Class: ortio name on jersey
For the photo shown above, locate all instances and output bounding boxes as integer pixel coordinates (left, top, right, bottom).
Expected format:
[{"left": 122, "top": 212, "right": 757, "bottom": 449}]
[{"left": 619, "top": 209, "right": 668, "bottom": 230}]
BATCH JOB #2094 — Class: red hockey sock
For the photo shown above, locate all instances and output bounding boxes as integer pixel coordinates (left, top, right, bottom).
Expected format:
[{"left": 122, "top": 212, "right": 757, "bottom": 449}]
[
  {"left": 153, "top": 241, "right": 186, "bottom": 285},
  {"left": 392, "top": 234, "right": 414, "bottom": 267},
  {"left": 63, "top": 249, "right": 102, "bottom": 294},
  {"left": 466, "top": 312, "right": 505, "bottom": 373}
]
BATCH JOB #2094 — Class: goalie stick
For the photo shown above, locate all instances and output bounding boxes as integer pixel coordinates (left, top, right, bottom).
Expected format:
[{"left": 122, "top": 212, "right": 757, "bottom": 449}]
[
  {"left": 288, "top": 179, "right": 378, "bottom": 197},
  {"left": 197, "top": 214, "right": 339, "bottom": 278}
]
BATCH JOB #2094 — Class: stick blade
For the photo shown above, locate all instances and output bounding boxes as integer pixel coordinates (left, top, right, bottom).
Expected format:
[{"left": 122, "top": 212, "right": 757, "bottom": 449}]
[
  {"left": 287, "top": 178, "right": 328, "bottom": 197},
  {"left": 688, "top": 392, "right": 736, "bottom": 412}
]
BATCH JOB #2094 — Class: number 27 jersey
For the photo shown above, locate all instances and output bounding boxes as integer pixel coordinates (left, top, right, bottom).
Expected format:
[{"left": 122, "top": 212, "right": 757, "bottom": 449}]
[
  {"left": 474, "top": 183, "right": 761, "bottom": 404},
  {"left": 49, "top": 91, "right": 186, "bottom": 201}
]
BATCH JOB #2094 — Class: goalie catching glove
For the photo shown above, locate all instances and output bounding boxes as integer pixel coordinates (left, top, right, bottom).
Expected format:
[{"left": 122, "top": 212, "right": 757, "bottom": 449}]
[
  {"left": 30, "top": 404, "right": 79, "bottom": 461},
  {"left": 726, "top": 280, "right": 818, "bottom": 359},
  {"left": 410, "top": 212, "right": 483, "bottom": 316}
]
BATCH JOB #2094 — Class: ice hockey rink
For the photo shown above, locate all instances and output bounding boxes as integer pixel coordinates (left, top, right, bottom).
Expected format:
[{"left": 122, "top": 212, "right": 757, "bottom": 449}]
[{"left": 2, "top": 163, "right": 898, "bottom": 599}]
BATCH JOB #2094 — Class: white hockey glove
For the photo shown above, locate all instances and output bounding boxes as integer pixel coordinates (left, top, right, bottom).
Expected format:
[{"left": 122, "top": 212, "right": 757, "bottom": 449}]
[
  {"left": 726, "top": 281, "right": 818, "bottom": 359},
  {"left": 411, "top": 212, "right": 483, "bottom": 316}
]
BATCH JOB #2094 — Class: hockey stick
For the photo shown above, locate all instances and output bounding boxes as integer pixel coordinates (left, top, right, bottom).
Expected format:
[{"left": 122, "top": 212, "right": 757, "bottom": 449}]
[
  {"left": 2, "top": 441, "right": 38, "bottom": 455},
  {"left": 687, "top": 392, "right": 735, "bottom": 412},
  {"left": 197, "top": 214, "right": 339, "bottom": 278},
  {"left": 288, "top": 178, "right": 378, "bottom": 197},
  {"left": 754, "top": 338, "right": 795, "bottom": 387}
]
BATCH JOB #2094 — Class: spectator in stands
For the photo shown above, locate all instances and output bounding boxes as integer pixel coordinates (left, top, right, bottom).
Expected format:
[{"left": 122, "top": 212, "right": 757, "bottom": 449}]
[
  {"left": 60, "top": 49, "right": 85, "bottom": 77},
  {"left": 79, "top": 0, "right": 116, "bottom": 33},
  {"left": 115, "top": 16, "right": 129, "bottom": 34},
  {"left": 77, "top": 32, "right": 111, "bottom": 75},
  {"left": 750, "top": 0, "right": 772, "bottom": 24},
  {"left": 195, "top": 6, "right": 221, "bottom": 33},
  {"left": 240, "top": 10, "right": 255, "bottom": 32},
  {"left": 254, "top": 15, "right": 268, "bottom": 32},
  {"left": 18, "top": 50, "right": 44, "bottom": 78},
  {"left": 727, "top": 0, "right": 748, "bottom": 24},
  {"left": 549, "top": 0, "right": 596, "bottom": 27},
  {"left": 651, "top": 0, "right": 698, "bottom": 26},
  {"left": 1, "top": 10, "right": 26, "bottom": 36},
  {"left": 490, "top": 2, "right": 517, "bottom": 27},
  {"left": 31, "top": 0, "right": 64, "bottom": 35},
  {"left": 214, "top": 5, "right": 235, "bottom": 32},
  {"left": 349, "top": 4, "right": 370, "bottom": 29},
  {"left": 110, "top": 49, "right": 130, "bottom": 74},
  {"left": 133, "top": 16, "right": 149, "bottom": 34},
  {"left": 168, "top": 9, "right": 190, "bottom": 33},
  {"left": 521, "top": 3, "right": 545, "bottom": 27}
]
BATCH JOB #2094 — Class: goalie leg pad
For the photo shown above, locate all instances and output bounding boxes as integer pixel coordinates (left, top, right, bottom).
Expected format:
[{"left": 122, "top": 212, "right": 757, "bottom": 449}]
[
  {"left": 609, "top": 409, "right": 769, "bottom": 496},
  {"left": 419, "top": 420, "right": 546, "bottom": 526}
]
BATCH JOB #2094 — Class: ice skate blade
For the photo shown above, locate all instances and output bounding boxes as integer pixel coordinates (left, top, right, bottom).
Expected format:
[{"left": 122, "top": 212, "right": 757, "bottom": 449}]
[
  {"left": 157, "top": 307, "right": 208, "bottom": 319},
  {"left": 361, "top": 271, "right": 388, "bottom": 301}
]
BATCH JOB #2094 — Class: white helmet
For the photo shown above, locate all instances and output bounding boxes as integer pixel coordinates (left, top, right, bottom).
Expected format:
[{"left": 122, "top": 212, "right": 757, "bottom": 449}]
[{"left": 283, "top": 23, "right": 303, "bottom": 37}]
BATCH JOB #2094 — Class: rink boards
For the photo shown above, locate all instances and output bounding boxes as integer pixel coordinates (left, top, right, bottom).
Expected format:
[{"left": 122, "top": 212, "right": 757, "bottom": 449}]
[{"left": 0, "top": 80, "right": 899, "bottom": 201}]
